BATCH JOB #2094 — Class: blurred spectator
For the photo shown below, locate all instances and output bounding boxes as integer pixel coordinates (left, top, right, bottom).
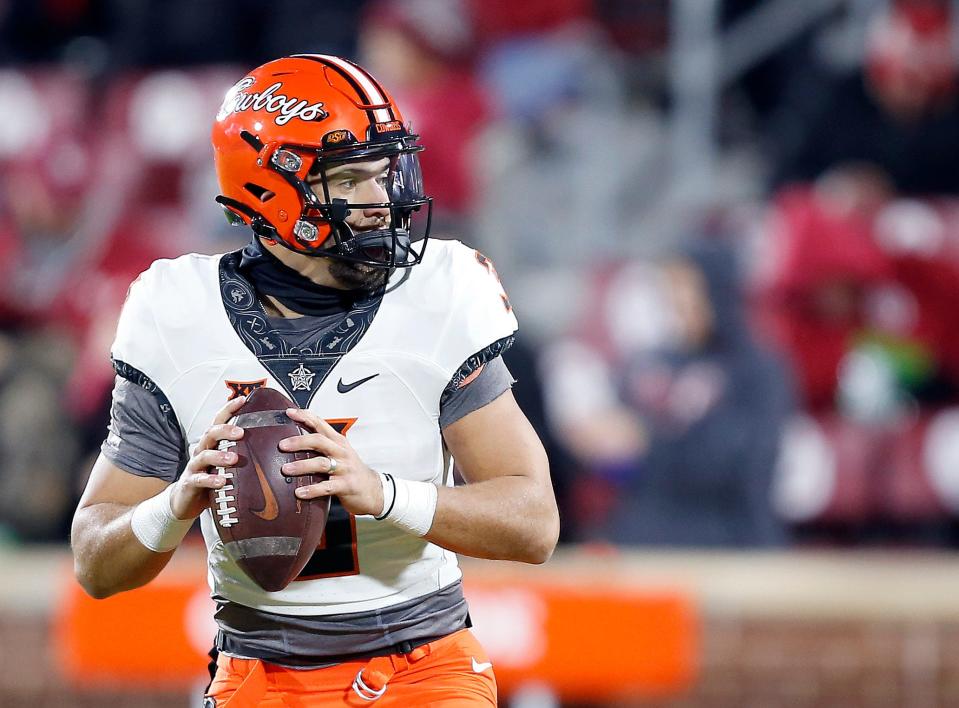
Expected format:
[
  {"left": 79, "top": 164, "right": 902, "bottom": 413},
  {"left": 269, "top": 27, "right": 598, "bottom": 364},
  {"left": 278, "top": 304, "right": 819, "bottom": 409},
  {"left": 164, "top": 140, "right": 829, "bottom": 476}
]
[
  {"left": 751, "top": 0, "right": 959, "bottom": 542},
  {"left": 754, "top": 171, "right": 959, "bottom": 418},
  {"left": 0, "top": 127, "right": 93, "bottom": 541},
  {"left": 359, "top": 0, "right": 491, "bottom": 232},
  {"left": 770, "top": 0, "right": 959, "bottom": 195},
  {"left": 753, "top": 170, "right": 894, "bottom": 412},
  {"left": 0, "top": 68, "right": 100, "bottom": 541},
  {"left": 0, "top": 67, "right": 240, "bottom": 541},
  {"left": 545, "top": 239, "right": 793, "bottom": 547},
  {"left": 752, "top": 172, "right": 959, "bottom": 542}
]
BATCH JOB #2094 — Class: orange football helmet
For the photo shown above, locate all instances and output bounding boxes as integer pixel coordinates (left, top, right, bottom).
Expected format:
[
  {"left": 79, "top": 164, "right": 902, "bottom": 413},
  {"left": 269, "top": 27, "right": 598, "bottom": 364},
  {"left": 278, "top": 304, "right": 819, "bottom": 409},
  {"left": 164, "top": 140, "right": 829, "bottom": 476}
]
[{"left": 211, "top": 54, "right": 432, "bottom": 267}]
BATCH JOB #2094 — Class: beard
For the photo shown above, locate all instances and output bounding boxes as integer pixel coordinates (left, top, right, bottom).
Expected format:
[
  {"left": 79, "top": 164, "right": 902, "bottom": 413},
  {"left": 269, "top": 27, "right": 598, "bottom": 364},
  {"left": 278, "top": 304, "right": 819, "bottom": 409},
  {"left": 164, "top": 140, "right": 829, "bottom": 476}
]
[{"left": 327, "top": 257, "right": 390, "bottom": 291}]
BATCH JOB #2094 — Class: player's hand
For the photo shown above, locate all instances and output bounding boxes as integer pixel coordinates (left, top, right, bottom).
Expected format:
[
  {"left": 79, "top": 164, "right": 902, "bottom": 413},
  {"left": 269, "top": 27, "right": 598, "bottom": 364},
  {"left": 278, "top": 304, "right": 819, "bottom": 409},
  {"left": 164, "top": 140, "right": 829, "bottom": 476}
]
[
  {"left": 169, "top": 396, "right": 247, "bottom": 520},
  {"left": 279, "top": 408, "right": 384, "bottom": 517}
]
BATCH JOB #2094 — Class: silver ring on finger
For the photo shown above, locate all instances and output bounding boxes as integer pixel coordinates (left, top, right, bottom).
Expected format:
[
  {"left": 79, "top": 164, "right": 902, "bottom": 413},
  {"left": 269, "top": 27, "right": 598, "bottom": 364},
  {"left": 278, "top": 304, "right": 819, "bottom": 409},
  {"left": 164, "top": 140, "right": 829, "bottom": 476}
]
[{"left": 327, "top": 456, "right": 338, "bottom": 473}]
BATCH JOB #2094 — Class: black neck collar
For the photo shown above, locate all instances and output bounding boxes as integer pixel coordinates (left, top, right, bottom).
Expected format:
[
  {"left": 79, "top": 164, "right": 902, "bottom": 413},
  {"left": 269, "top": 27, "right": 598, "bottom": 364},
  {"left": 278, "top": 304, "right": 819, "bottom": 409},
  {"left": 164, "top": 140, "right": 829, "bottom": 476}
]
[{"left": 238, "top": 238, "right": 372, "bottom": 317}]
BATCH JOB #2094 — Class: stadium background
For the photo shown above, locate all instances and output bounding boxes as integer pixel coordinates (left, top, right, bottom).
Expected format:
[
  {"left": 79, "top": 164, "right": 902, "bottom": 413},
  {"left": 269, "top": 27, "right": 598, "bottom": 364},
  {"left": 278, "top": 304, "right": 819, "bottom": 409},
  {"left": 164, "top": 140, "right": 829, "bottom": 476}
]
[{"left": 3, "top": 0, "right": 959, "bottom": 705}]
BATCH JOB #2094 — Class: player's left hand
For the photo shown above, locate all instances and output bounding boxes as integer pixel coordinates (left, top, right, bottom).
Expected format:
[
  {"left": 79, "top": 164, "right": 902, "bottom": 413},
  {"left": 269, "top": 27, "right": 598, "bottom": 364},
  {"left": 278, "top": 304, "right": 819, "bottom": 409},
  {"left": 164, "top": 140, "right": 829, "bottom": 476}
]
[{"left": 278, "top": 408, "right": 384, "bottom": 517}]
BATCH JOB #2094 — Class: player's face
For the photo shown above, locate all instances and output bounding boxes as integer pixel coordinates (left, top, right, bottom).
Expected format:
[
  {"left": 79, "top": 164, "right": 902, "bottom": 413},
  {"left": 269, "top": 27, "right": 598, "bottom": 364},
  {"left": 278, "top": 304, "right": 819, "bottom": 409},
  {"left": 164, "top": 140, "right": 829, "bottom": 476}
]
[
  {"left": 307, "top": 157, "right": 393, "bottom": 289},
  {"left": 308, "top": 157, "right": 392, "bottom": 232}
]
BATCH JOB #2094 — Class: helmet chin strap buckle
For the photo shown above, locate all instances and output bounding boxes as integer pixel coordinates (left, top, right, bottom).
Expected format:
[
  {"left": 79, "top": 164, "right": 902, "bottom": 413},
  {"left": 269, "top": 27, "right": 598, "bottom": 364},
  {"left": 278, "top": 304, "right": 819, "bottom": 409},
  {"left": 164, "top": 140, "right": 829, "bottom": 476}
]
[{"left": 293, "top": 220, "right": 319, "bottom": 242}]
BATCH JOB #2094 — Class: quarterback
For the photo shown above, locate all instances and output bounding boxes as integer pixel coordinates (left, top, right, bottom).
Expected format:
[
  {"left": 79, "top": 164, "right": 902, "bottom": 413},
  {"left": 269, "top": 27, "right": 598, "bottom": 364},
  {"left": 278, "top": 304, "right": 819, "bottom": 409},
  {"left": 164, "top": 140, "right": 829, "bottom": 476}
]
[{"left": 70, "top": 54, "right": 559, "bottom": 707}]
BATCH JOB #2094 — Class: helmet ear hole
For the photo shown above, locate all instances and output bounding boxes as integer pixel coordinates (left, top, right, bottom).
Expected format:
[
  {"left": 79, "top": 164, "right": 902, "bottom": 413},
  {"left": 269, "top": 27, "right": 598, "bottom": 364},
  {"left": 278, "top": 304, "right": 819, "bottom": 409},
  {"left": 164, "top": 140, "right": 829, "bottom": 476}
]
[{"left": 244, "top": 183, "right": 275, "bottom": 202}]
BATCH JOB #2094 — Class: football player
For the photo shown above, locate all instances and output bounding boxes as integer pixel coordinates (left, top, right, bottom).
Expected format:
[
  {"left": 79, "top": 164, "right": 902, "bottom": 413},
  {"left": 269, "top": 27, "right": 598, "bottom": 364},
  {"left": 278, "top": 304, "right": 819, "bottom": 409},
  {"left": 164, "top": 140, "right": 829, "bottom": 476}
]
[{"left": 70, "top": 55, "right": 559, "bottom": 707}]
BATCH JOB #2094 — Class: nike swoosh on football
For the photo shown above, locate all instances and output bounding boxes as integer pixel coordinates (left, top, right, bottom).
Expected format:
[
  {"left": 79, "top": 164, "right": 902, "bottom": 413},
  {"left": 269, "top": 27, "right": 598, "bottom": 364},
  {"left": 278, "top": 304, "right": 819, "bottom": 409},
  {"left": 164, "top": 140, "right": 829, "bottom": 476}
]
[
  {"left": 251, "top": 458, "right": 280, "bottom": 521},
  {"left": 337, "top": 373, "right": 379, "bottom": 394},
  {"left": 471, "top": 657, "right": 493, "bottom": 673}
]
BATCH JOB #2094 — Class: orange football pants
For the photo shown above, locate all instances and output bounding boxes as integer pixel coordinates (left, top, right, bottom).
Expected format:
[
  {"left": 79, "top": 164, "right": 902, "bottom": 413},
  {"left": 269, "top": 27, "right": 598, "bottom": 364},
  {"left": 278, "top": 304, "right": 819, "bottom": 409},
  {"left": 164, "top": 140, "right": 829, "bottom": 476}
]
[{"left": 205, "top": 629, "right": 497, "bottom": 707}]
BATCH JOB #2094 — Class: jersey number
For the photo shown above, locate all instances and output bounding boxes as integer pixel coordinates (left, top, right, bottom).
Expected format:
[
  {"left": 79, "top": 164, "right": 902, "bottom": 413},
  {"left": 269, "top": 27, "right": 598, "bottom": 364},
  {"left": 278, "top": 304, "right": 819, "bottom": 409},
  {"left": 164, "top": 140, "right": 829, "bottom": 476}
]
[
  {"left": 475, "top": 250, "right": 512, "bottom": 312},
  {"left": 294, "top": 418, "right": 360, "bottom": 580}
]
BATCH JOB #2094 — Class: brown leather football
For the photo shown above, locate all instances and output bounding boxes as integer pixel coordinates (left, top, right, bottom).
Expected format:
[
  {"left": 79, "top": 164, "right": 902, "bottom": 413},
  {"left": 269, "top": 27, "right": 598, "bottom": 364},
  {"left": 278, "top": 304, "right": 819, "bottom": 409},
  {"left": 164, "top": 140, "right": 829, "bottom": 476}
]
[{"left": 208, "top": 387, "right": 330, "bottom": 592}]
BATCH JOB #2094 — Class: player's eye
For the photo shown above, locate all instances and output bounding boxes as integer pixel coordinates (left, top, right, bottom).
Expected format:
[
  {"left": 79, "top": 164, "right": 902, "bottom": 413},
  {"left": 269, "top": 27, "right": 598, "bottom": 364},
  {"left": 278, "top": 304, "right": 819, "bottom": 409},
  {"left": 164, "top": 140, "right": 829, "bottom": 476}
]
[{"left": 375, "top": 173, "right": 389, "bottom": 189}]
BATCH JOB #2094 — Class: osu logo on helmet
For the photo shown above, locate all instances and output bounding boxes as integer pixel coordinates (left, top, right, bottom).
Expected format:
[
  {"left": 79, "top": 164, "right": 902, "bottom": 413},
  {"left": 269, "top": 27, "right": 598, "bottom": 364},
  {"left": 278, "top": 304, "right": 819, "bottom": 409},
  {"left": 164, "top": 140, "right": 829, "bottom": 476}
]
[{"left": 211, "top": 54, "right": 433, "bottom": 269}]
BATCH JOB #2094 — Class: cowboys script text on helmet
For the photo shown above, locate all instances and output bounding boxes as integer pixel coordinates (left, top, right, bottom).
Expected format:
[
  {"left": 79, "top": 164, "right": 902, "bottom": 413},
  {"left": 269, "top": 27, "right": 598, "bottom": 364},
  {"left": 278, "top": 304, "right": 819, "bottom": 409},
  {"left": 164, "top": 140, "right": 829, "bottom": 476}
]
[{"left": 216, "top": 77, "right": 329, "bottom": 126}]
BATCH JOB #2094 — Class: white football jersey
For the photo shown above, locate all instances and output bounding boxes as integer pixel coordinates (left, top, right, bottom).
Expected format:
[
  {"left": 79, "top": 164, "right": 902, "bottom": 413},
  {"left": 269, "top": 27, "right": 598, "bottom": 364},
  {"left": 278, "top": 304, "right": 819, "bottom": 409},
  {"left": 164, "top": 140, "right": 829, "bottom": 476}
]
[{"left": 111, "top": 239, "right": 517, "bottom": 615}]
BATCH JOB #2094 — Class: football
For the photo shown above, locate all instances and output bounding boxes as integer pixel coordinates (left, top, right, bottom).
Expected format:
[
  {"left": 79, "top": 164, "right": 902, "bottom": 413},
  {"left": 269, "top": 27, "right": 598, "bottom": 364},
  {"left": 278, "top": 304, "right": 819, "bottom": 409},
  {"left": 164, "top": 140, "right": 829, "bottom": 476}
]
[{"left": 208, "top": 387, "right": 329, "bottom": 592}]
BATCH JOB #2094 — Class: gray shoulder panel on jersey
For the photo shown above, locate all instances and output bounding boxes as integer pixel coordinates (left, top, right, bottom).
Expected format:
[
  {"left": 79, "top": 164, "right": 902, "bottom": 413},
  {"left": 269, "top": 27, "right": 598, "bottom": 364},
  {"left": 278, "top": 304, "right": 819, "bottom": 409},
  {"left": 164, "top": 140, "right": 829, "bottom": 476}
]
[
  {"left": 213, "top": 580, "right": 469, "bottom": 667},
  {"left": 445, "top": 334, "right": 515, "bottom": 394},
  {"left": 439, "top": 355, "right": 515, "bottom": 429},
  {"left": 100, "top": 375, "right": 188, "bottom": 482},
  {"left": 112, "top": 358, "right": 181, "bottom": 426}
]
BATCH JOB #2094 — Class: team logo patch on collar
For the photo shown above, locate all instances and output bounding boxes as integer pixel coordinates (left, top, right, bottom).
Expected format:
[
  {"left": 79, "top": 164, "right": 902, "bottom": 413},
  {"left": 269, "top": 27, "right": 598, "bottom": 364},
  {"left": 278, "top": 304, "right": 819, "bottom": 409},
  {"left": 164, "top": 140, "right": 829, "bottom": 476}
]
[{"left": 225, "top": 379, "right": 267, "bottom": 400}]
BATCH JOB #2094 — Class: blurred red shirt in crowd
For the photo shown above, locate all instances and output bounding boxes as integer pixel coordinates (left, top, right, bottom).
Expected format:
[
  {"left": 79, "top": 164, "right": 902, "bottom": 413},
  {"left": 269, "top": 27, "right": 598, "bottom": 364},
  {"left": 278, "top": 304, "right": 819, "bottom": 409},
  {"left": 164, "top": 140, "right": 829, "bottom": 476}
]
[
  {"left": 865, "top": 0, "right": 956, "bottom": 122},
  {"left": 360, "top": 0, "right": 494, "bottom": 222},
  {"left": 755, "top": 171, "right": 959, "bottom": 412}
]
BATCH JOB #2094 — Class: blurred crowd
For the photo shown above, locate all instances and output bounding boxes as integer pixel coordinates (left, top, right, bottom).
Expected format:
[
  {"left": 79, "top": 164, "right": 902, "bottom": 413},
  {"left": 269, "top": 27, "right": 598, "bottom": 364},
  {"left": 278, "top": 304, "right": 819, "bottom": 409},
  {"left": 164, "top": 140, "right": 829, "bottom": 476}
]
[{"left": 3, "top": 0, "right": 959, "bottom": 549}]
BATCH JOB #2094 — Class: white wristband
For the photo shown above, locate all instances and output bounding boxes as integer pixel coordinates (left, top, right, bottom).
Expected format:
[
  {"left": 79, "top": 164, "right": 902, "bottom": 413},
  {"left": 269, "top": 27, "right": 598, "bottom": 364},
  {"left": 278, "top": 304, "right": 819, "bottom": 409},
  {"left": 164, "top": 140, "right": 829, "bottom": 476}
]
[
  {"left": 374, "top": 473, "right": 437, "bottom": 537},
  {"left": 130, "top": 485, "right": 193, "bottom": 552}
]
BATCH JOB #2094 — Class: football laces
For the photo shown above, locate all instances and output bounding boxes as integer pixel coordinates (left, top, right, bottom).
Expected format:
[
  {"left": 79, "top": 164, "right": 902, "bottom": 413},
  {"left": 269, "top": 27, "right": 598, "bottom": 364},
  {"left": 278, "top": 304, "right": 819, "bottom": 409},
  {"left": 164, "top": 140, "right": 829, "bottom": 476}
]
[{"left": 214, "top": 440, "right": 239, "bottom": 527}]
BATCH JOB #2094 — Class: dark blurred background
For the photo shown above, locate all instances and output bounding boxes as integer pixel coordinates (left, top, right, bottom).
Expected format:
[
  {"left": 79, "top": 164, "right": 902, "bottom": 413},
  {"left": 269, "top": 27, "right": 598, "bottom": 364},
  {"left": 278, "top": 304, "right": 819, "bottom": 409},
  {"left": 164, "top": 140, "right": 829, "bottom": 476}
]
[{"left": 5, "top": 1, "right": 959, "bottom": 706}]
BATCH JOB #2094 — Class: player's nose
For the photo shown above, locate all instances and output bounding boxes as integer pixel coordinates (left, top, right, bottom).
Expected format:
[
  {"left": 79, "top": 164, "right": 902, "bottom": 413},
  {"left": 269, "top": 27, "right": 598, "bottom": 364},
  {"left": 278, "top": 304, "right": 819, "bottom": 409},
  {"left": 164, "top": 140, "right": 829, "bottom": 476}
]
[
  {"left": 358, "top": 175, "right": 389, "bottom": 204},
  {"left": 362, "top": 203, "right": 390, "bottom": 220}
]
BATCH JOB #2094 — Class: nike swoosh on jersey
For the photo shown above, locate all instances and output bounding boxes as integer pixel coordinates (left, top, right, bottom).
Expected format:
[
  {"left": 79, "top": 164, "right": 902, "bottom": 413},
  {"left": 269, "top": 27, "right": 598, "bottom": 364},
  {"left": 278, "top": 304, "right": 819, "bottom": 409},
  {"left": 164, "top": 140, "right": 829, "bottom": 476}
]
[
  {"left": 337, "top": 373, "right": 379, "bottom": 394},
  {"left": 471, "top": 657, "right": 493, "bottom": 673},
  {"left": 251, "top": 458, "right": 280, "bottom": 521}
]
